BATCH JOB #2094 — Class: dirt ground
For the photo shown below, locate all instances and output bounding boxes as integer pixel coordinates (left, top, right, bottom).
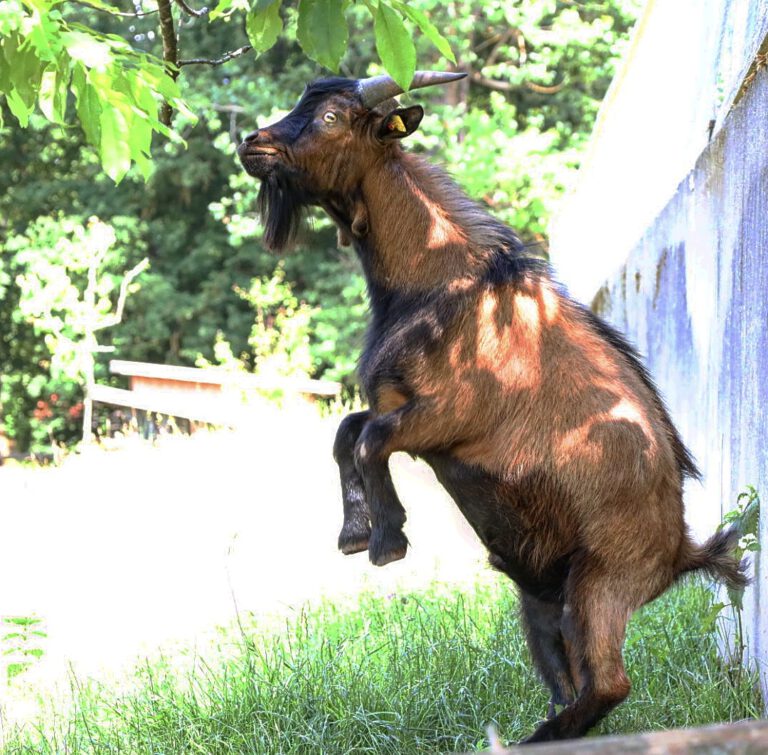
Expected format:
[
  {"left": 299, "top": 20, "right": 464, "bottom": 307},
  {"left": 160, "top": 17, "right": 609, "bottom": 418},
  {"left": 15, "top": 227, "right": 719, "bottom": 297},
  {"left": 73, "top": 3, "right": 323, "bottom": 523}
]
[{"left": 0, "top": 405, "right": 489, "bottom": 719}]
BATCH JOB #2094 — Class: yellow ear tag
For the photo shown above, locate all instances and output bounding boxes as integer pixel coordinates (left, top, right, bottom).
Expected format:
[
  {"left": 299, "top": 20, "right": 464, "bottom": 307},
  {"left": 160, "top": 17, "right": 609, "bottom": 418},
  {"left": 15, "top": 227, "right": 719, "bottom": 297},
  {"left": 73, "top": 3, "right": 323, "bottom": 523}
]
[{"left": 388, "top": 114, "right": 407, "bottom": 133}]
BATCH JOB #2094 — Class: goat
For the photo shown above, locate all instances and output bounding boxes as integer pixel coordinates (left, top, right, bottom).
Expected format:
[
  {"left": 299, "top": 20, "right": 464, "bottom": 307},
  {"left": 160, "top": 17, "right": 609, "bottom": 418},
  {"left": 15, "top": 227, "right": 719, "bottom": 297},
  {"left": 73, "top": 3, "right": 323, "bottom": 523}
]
[{"left": 237, "top": 71, "right": 747, "bottom": 743}]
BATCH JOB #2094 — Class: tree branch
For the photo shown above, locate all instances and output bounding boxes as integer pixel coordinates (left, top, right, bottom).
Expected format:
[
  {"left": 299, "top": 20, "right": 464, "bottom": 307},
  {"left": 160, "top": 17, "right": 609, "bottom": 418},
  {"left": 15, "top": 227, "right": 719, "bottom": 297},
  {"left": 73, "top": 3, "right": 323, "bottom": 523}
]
[
  {"left": 470, "top": 73, "right": 514, "bottom": 92},
  {"left": 157, "top": 0, "right": 179, "bottom": 126},
  {"left": 525, "top": 80, "right": 565, "bottom": 94},
  {"left": 516, "top": 29, "right": 528, "bottom": 64},
  {"left": 174, "top": 0, "right": 209, "bottom": 17},
  {"left": 470, "top": 72, "right": 565, "bottom": 94},
  {"left": 179, "top": 45, "right": 253, "bottom": 67},
  {"left": 484, "top": 28, "right": 515, "bottom": 69},
  {"left": 94, "top": 258, "right": 150, "bottom": 332}
]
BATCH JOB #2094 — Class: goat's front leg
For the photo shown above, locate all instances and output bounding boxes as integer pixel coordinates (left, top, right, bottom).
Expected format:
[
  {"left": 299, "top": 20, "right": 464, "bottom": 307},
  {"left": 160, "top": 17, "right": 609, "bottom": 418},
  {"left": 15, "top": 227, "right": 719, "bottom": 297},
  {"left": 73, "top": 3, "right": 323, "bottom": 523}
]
[
  {"left": 333, "top": 411, "right": 372, "bottom": 555},
  {"left": 355, "top": 401, "right": 440, "bottom": 566},
  {"left": 354, "top": 398, "right": 462, "bottom": 566}
]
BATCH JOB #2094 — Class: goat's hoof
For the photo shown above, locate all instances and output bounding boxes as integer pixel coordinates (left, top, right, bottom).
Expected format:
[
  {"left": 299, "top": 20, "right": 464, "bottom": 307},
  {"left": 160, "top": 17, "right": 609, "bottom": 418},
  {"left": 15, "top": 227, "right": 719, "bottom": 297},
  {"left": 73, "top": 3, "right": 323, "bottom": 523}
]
[
  {"left": 339, "top": 538, "right": 370, "bottom": 555},
  {"left": 371, "top": 546, "right": 407, "bottom": 566},
  {"left": 368, "top": 530, "right": 408, "bottom": 566},
  {"left": 520, "top": 720, "right": 558, "bottom": 744},
  {"left": 338, "top": 526, "right": 371, "bottom": 555}
]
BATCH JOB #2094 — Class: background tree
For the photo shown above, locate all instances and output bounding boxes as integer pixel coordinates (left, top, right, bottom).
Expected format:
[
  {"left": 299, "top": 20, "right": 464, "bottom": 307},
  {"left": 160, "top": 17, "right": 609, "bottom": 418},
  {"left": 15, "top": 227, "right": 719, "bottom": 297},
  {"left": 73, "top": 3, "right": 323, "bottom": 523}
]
[
  {"left": 0, "top": 0, "right": 641, "bottom": 453},
  {"left": 9, "top": 217, "right": 148, "bottom": 447}
]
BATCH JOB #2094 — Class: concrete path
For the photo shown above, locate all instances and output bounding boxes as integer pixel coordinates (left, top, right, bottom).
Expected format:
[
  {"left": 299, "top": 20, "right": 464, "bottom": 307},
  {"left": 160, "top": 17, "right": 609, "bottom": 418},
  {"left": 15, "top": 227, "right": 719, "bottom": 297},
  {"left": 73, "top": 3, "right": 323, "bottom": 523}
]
[{"left": 0, "top": 406, "right": 489, "bottom": 718}]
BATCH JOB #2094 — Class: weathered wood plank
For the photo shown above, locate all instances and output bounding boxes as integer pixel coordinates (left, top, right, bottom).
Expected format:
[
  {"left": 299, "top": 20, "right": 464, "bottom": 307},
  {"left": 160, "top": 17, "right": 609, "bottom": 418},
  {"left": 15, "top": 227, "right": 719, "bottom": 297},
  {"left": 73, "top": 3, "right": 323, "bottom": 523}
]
[
  {"left": 109, "top": 359, "right": 341, "bottom": 396},
  {"left": 90, "top": 384, "right": 249, "bottom": 425},
  {"left": 479, "top": 719, "right": 768, "bottom": 754}
]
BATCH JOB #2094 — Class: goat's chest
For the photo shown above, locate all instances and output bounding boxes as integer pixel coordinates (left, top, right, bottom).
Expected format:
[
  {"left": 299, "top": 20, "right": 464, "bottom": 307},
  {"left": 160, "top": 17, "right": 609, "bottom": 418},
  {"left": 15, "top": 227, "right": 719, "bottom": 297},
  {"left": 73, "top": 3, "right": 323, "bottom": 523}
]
[{"left": 357, "top": 297, "right": 450, "bottom": 404}]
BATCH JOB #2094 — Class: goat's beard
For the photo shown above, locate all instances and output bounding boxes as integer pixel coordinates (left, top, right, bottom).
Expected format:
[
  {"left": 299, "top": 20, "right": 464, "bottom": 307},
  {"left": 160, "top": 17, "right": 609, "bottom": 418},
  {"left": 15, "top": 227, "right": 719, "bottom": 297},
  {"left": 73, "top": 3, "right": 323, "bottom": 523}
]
[{"left": 257, "top": 173, "right": 310, "bottom": 252}]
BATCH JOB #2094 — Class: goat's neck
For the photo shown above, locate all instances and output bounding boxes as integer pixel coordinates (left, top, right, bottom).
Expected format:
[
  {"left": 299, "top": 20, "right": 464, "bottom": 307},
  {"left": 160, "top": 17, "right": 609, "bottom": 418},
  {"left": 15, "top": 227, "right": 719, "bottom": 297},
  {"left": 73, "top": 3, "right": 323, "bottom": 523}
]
[{"left": 357, "top": 153, "right": 491, "bottom": 293}]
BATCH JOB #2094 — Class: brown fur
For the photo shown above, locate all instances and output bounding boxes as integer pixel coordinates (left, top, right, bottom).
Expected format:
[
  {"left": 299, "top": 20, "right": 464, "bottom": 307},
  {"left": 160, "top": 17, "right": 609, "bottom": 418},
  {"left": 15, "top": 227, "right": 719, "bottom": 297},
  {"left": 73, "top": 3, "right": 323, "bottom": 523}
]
[{"left": 238, "top": 79, "right": 746, "bottom": 743}]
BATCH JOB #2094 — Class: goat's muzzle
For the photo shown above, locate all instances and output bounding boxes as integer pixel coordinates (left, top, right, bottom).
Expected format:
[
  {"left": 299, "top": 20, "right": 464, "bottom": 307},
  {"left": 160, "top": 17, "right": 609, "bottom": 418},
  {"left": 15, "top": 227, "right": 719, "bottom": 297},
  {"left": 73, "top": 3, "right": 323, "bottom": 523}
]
[{"left": 238, "top": 130, "right": 282, "bottom": 178}]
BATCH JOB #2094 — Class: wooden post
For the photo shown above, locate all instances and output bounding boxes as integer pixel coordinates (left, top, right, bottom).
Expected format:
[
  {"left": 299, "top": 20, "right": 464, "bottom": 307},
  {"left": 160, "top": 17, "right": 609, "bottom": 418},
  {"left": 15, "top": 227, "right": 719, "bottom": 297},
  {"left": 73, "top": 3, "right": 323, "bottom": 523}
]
[{"left": 475, "top": 719, "right": 768, "bottom": 754}]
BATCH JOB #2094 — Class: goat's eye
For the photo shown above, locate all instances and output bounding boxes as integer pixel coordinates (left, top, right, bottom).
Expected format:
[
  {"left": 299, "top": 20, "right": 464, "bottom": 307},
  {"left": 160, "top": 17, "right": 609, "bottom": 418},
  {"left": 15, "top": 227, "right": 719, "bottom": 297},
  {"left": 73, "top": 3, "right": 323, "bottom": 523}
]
[{"left": 323, "top": 111, "right": 337, "bottom": 124}]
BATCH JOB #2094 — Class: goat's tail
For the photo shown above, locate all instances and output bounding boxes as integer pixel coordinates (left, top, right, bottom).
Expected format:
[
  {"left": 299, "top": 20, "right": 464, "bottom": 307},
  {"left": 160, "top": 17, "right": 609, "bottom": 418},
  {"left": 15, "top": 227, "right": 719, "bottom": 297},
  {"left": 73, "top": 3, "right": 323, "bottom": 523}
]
[{"left": 677, "top": 526, "right": 749, "bottom": 591}]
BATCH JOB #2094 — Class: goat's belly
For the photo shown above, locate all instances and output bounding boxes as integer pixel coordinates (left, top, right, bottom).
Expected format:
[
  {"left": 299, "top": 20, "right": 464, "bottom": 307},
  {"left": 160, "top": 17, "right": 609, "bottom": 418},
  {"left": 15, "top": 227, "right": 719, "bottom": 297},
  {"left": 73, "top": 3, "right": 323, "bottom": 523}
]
[{"left": 422, "top": 452, "right": 572, "bottom": 602}]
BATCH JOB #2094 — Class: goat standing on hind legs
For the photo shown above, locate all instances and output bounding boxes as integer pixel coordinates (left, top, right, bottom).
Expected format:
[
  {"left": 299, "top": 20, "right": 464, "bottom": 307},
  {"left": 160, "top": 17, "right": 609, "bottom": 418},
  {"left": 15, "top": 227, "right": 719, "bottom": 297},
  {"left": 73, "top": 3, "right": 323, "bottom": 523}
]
[{"left": 237, "top": 70, "right": 747, "bottom": 743}]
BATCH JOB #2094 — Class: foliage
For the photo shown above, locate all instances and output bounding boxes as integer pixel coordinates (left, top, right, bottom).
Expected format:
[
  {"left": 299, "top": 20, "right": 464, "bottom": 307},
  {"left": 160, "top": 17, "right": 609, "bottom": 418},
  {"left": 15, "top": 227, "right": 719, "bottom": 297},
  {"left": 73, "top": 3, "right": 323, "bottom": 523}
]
[
  {"left": 719, "top": 485, "right": 761, "bottom": 610},
  {"left": 708, "top": 486, "right": 761, "bottom": 679},
  {"left": 420, "top": 93, "right": 582, "bottom": 239},
  {"left": 0, "top": 1, "right": 641, "bottom": 452},
  {"left": 0, "top": 0, "right": 455, "bottom": 178},
  {"left": 12, "top": 217, "right": 142, "bottom": 382},
  {"left": 1, "top": 615, "right": 47, "bottom": 683},
  {"left": 198, "top": 264, "right": 315, "bottom": 393},
  {"left": 0, "top": 0, "right": 191, "bottom": 181},
  {"left": 2, "top": 581, "right": 762, "bottom": 751},
  {"left": 3, "top": 215, "right": 148, "bottom": 450}
]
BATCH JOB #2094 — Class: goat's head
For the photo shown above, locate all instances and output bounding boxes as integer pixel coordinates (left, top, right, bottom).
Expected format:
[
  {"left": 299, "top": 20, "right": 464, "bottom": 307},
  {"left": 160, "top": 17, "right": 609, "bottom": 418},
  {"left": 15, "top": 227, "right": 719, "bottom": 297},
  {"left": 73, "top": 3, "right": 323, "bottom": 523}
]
[{"left": 237, "top": 71, "right": 465, "bottom": 251}]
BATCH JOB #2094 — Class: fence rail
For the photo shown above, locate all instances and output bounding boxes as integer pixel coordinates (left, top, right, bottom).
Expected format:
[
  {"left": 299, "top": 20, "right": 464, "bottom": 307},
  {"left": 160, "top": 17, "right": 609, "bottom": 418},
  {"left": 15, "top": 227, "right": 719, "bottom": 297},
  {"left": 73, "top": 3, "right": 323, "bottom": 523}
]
[
  {"left": 108, "top": 359, "right": 342, "bottom": 396},
  {"left": 91, "top": 360, "right": 343, "bottom": 426}
]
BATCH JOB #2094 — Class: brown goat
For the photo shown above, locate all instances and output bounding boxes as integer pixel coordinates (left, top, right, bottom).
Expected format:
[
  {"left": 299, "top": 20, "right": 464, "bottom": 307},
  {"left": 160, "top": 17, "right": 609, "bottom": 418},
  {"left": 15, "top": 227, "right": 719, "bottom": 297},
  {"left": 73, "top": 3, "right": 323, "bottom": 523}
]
[{"left": 237, "top": 72, "right": 746, "bottom": 743}]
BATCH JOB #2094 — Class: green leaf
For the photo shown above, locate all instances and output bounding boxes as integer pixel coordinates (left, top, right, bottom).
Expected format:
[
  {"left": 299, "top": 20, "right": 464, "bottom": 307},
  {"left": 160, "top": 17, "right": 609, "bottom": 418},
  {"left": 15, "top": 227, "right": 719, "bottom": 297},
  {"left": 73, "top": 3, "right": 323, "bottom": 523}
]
[
  {"left": 374, "top": 1, "right": 415, "bottom": 91},
  {"left": 98, "top": 91, "right": 131, "bottom": 182},
  {"left": 0, "top": 2, "right": 23, "bottom": 35},
  {"left": 5, "top": 86, "right": 31, "bottom": 126},
  {"left": 7, "top": 662, "right": 32, "bottom": 679},
  {"left": 392, "top": 1, "right": 455, "bottom": 64},
  {"left": 0, "top": 43, "right": 11, "bottom": 92},
  {"left": 39, "top": 64, "right": 69, "bottom": 124},
  {"left": 3, "top": 34, "right": 44, "bottom": 108},
  {"left": 209, "top": 0, "right": 249, "bottom": 21},
  {"left": 61, "top": 30, "right": 112, "bottom": 69},
  {"left": 245, "top": 0, "right": 282, "bottom": 54},
  {"left": 700, "top": 601, "right": 725, "bottom": 633},
  {"left": 296, "top": 0, "right": 347, "bottom": 73},
  {"left": 71, "top": 64, "right": 101, "bottom": 148},
  {"left": 727, "top": 585, "right": 744, "bottom": 612},
  {"left": 24, "top": 7, "right": 64, "bottom": 64}
]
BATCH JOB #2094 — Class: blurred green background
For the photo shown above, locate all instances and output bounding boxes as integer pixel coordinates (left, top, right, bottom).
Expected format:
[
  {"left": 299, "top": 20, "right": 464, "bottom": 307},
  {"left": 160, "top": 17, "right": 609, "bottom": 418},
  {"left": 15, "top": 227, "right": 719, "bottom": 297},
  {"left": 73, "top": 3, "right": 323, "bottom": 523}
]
[{"left": 0, "top": 0, "right": 640, "bottom": 453}]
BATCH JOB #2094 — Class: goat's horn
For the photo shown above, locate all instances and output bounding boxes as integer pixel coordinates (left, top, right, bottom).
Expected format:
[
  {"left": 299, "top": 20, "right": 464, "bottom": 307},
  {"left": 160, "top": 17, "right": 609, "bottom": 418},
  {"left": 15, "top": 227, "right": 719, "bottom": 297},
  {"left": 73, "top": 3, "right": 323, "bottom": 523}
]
[{"left": 357, "top": 70, "right": 467, "bottom": 108}]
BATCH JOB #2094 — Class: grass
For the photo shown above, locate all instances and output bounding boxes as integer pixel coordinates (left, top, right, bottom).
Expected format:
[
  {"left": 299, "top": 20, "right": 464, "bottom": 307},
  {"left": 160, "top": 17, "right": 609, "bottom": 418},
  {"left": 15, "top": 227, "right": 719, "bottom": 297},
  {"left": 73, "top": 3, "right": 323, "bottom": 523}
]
[{"left": 2, "top": 579, "right": 763, "bottom": 754}]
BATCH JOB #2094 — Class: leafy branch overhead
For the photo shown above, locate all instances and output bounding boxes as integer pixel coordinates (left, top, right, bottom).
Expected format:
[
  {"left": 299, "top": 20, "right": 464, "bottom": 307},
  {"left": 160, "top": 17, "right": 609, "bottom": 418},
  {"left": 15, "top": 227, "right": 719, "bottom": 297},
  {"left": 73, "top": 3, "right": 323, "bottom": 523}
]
[{"left": 0, "top": 0, "right": 455, "bottom": 182}]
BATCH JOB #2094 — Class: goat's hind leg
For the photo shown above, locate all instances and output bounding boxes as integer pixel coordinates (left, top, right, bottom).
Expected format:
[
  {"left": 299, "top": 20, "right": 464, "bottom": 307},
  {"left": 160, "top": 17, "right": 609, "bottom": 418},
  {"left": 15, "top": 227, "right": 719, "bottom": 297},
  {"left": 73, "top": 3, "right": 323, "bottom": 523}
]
[
  {"left": 522, "top": 570, "right": 632, "bottom": 743},
  {"left": 334, "top": 411, "right": 372, "bottom": 555},
  {"left": 519, "top": 592, "right": 576, "bottom": 721}
]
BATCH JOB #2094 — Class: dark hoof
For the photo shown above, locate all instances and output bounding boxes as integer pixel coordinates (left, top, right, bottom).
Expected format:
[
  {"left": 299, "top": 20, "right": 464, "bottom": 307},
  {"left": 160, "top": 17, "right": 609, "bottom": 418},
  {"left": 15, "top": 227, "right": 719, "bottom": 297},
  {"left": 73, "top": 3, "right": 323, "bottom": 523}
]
[
  {"left": 371, "top": 546, "right": 407, "bottom": 566},
  {"left": 339, "top": 538, "right": 370, "bottom": 555},
  {"left": 520, "top": 720, "right": 558, "bottom": 744},
  {"left": 368, "top": 529, "right": 408, "bottom": 567},
  {"left": 338, "top": 524, "right": 371, "bottom": 555}
]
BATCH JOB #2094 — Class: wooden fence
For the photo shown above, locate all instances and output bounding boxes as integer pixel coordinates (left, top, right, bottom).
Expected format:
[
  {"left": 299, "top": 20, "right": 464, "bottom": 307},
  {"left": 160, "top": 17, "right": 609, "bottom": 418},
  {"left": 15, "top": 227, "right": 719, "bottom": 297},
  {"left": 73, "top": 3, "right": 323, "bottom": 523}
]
[{"left": 91, "top": 359, "right": 342, "bottom": 426}]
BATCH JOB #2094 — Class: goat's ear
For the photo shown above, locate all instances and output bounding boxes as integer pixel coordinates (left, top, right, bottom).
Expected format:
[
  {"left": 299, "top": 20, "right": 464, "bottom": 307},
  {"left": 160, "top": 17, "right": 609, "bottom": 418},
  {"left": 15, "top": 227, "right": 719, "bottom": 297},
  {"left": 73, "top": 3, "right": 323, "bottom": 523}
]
[{"left": 377, "top": 105, "right": 424, "bottom": 141}]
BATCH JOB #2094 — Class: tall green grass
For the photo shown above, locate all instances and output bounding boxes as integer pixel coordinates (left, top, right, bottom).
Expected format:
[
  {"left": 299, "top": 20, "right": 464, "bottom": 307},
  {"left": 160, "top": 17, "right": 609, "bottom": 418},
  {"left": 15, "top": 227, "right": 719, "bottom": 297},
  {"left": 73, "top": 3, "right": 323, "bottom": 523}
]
[{"left": 2, "top": 580, "right": 762, "bottom": 754}]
